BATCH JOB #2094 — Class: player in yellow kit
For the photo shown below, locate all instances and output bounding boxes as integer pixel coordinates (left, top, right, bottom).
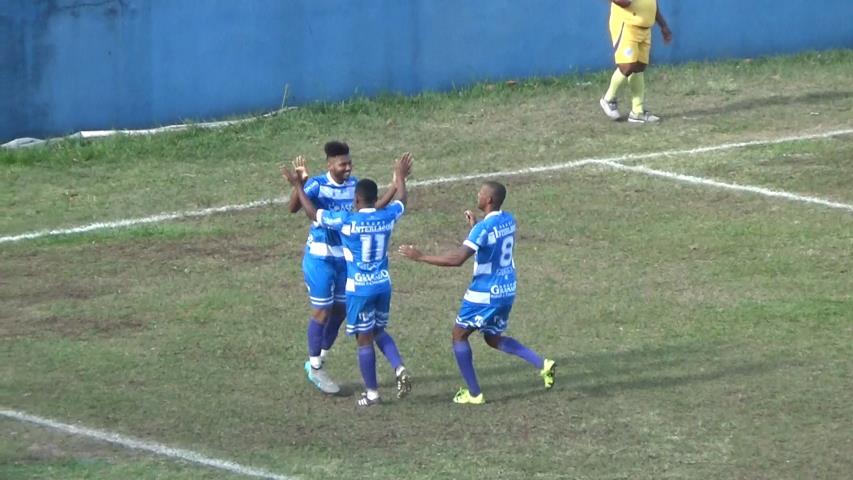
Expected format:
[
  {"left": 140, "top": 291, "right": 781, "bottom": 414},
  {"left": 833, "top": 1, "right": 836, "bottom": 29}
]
[{"left": 599, "top": 0, "right": 672, "bottom": 123}]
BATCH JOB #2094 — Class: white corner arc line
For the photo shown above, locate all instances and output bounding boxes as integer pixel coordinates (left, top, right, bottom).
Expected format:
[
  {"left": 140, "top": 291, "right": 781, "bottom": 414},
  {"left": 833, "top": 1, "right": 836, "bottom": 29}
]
[
  {"left": 0, "top": 409, "right": 295, "bottom": 480},
  {"left": 602, "top": 161, "right": 853, "bottom": 212},
  {"left": 1, "top": 128, "right": 851, "bottom": 244}
]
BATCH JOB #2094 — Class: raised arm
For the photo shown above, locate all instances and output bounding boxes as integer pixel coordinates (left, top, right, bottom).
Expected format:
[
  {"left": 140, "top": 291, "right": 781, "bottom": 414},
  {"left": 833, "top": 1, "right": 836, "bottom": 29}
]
[
  {"left": 281, "top": 165, "right": 319, "bottom": 222},
  {"left": 285, "top": 156, "right": 309, "bottom": 213},
  {"left": 377, "top": 152, "right": 413, "bottom": 208},
  {"left": 398, "top": 244, "right": 474, "bottom": 267},
  {"left": 392, "top": 152, "right": 413, "bottom": 207},
  {"left": 376, "top": 181, "right": 397, "bottom": 209}
]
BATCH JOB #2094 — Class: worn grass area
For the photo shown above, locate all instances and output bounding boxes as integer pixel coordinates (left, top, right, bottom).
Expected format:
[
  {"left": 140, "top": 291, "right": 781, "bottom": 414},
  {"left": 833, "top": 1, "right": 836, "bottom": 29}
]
[
  {"left": 632, "top": 135, "right": 853, "bottom": 202},
  {"left": 0, "top": 419, "right": 237, "bottom": 479},
  {"left": 2, "top": 51, "right": 852, "bottom": 479}
]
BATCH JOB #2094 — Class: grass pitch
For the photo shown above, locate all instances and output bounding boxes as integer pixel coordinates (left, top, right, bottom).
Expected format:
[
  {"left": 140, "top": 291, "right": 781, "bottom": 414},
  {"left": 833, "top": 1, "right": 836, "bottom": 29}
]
[{"left": 2, "top": 51, "right": 852, "bottom": 479}]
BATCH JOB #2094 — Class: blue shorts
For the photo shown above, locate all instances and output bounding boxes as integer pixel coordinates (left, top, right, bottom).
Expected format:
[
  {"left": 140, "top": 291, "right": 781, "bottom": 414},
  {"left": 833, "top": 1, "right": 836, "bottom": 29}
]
[
  {"left": 302, "top": 255, "right": 347, "bottom": 308},
  {"left": 455, "top": 302, "right": 513, "bottom": 336},
  {"left": 346, "top": 291, "right": 391, "bottom": 336}
]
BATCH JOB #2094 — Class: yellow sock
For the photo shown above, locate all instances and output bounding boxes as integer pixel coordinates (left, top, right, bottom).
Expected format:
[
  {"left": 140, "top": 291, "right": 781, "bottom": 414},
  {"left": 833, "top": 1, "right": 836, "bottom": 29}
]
[
  {"left": 604, "top": 69, "right": 627, "bottom": 101},
  {"left": 628, "top": 72, "right": 645, "bottom": 114}
]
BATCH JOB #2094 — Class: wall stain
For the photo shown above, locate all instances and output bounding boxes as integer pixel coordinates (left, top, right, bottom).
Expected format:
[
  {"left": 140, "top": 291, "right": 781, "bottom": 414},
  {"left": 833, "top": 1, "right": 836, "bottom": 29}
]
[{"left": 48, "top": 0, "right": 127, "bottom": 18}]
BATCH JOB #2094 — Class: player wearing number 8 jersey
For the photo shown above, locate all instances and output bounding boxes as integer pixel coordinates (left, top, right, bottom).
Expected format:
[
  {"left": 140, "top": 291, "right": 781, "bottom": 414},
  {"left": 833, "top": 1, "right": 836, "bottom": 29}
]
[
  {"left": 283, "top": 153, "right": 414, "bottom": 407},
  {"left": 399, "top": 181, "right": 555, "bottom": 405}
]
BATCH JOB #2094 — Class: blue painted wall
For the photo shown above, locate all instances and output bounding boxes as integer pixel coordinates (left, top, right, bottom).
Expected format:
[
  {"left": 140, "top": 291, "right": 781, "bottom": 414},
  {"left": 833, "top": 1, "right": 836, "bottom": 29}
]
[{"left": 2, "top": 0, "right": 851, "bottom": 142}]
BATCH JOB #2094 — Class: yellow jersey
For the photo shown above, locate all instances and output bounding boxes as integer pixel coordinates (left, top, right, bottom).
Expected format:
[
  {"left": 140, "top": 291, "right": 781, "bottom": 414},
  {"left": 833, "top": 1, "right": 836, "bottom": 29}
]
[{"left": 611, "top": 0, "right": 657, "bottom": 28}]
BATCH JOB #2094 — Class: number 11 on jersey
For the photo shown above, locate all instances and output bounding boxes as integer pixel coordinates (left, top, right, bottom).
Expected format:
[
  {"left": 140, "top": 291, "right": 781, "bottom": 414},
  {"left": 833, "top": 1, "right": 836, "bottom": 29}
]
[{"left": 360, "top": 234, "right": 387, "bottom": 263}]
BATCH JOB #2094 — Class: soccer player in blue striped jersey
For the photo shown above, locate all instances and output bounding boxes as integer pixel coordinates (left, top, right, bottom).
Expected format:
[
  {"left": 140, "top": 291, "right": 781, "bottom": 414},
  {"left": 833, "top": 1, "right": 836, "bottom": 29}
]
[
  {"left": 283, "top": 153, "right": 414, "bottom": 406},
  {"left": 285, "top": 141, "right": 400, "bottom": 395},
  {"left": 399, "top": 181, "right": 555, "bottom": 405}
]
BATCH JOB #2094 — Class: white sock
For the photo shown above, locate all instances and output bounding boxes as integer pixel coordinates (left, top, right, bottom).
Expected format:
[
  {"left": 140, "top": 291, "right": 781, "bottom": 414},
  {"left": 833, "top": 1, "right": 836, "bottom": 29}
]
[
  {"left": 309, "top": 356, "right": 322, "bottom": 369},
  {"left": 320, "top": 349, "right": 329, "bottom": 362},
  {"left": 366, "top": 389, "right": 380, "bottom": 400},
  {"left": 395, "top": 366, "right": 406, "bottom": 376}
]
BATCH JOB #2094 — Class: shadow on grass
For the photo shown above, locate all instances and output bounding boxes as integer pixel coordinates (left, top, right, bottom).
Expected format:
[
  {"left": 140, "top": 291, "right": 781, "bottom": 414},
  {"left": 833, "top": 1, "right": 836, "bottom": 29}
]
[
  {"left": 407, "top": 341, "right": 783, "bottom": 405},
  {"left": 670, "top": 90, "right": 852, "bottom": 118}
]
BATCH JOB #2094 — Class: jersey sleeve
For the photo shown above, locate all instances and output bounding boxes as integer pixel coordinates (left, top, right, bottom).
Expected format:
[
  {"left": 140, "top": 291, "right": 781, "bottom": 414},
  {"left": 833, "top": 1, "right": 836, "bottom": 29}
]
[
  {"left": 303, "top": 178, "right": 321, "bottom": 201},
  {"left": 463, "top": 222, "right": 488, "bottom": 252},
  {"left": 389, "top": 200, "right": 405, "bottom": 220},
  {"left": 317, "top": 210, "right": 348, "bottom": 231}
]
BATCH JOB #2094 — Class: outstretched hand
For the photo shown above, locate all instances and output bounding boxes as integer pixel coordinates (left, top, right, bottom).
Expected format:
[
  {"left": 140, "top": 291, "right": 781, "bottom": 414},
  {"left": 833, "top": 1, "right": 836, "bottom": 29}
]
[
  {"left": 395, "top": 152, "right": 414, "bottom": 181},
  {"left": 292, "top": 155, "right": 309, "bottom": 181},
  {"left": 280, "top": 165, "right": 303, "bottom": 186},
  {"left": 397, "top": 244, "right": 423, "bottom": 261}
]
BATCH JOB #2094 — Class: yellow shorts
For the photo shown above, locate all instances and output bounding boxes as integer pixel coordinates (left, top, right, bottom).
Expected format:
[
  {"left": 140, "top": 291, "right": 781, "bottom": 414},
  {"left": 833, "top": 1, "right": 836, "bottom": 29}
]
[{"left": 609, "top": 19, "right": 651, "bottom": 65}]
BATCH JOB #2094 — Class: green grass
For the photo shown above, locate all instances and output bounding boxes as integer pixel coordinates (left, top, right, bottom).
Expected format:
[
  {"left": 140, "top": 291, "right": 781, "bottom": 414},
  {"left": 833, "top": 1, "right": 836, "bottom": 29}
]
[
  {"left": 2, "top": 50, "right": 852, "bottom": 479},
  {"left": 1, "top": 419, "right": 240, "bottom": 480}
]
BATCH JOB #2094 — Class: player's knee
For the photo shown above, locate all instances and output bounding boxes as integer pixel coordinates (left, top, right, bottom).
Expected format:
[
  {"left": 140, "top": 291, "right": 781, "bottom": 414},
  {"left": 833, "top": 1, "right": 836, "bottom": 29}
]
[
  {"left": 311, "top": 307, "right": 331, "bottom": 323},
  {"left": 618, "top": 62, "right": 646, "bottom": 76},
  {"left": 484, "top": 335, "right": 502, "bottom": 349},
  {"left": 357, "top": 332, "right": 374, "bottom": 346},
  {"left": 452, "top": 326, "right": 472, "bottom": 343}
]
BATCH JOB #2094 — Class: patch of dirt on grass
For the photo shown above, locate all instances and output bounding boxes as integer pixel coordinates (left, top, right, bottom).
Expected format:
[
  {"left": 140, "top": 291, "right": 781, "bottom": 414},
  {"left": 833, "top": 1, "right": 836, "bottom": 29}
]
[
  {"left": 3, "top": 421, "right": 137, "bottom": 467},
  {"left": 0, "top": 309, "right": 149, "bottom": 340},
  {"left": 0, "top": 282, "right": 98, "bottom": 305},
  {"left": 0, "top": 231, "right": 299, "bottom": 339}
]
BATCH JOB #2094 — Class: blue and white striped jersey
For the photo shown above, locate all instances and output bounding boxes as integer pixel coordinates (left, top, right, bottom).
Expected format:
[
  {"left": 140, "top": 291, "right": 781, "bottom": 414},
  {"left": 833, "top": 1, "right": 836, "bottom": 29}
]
[
  {"left": 303, "top": 173, "right": 358, "bottom": 259},
  {"left": 462, "top": 211, "right": 517, "bottom": 306},
  {"left": 317, "top": 200, "right": 405, "bottom": 296}
]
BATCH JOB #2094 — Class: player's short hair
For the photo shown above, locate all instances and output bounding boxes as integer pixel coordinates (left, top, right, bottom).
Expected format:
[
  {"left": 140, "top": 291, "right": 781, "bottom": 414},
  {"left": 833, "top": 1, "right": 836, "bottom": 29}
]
[
  {"left": 324, "top": 141, "right": 349, "bottom": 158},
  {"left": 483, "top": 181, "right": 506, "bottom": 208},
  {"left": 356, "top": 179, "right": 378, "bottom": 204}
]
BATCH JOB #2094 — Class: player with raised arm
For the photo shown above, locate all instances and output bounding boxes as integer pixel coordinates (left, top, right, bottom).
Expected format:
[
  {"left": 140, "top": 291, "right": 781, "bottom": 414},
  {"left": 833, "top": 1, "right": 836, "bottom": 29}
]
[
  {"left": 398, "top": 181, "right": 555, "bottom": 405},
  {"left": 284, "top": 141, "right": 399, "bottom": 395},
  {"left": 283, "top": 153, "right": 414, "bottom": 407}
]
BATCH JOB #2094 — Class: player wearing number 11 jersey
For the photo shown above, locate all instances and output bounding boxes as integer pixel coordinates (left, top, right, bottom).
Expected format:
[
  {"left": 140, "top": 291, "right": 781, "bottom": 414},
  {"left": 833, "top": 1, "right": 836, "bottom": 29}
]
[
  {"left": 283, "top": 153, "right": 414, "bottom": 407},
  {"left": 399, "top": 181, "right": 555, "bottom": 405}
]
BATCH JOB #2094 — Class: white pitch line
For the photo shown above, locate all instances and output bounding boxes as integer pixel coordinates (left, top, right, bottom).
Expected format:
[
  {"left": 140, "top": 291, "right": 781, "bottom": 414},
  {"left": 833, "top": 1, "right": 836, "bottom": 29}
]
[
  {"left": 602, "top": 161, "right": 853, "bottom": 212},
  {"left": 411, "top": 158, "right": 606, "bottom": 186},
  {"left": 1, "top": 409, "right": 294, "bottom": 480},
  {"left": 0, "top": 198, "right": 286, "bottom": 244},
  {"left": 614, "top": 127, "right": 853, "bottom": 163},
  {"left": 2, "top": 128, "right": 851, "bottom": 244}
]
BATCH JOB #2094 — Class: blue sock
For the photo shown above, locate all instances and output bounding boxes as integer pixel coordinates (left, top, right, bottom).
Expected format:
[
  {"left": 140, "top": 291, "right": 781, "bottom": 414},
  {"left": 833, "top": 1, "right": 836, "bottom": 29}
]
[
  {"left": 374, "top": 328, "right": 403, "bottom": 371},
  {"left": 307, "top": 318, "right": 324, "bottom": 359},
  {"left": 452, "top": 341, "right": 481, "bottom": 396},
  {"left": 357, "top": 344, "right": 378, "bottom": 390},
  {"left": 497, "top": 336, "right": 544, "bottom": 369},
  {"left": 321, "top": 313, "right": 344, "bottom": 351}
]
